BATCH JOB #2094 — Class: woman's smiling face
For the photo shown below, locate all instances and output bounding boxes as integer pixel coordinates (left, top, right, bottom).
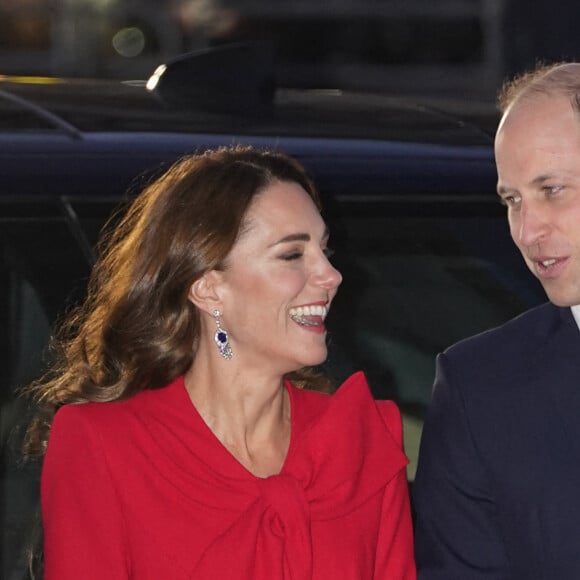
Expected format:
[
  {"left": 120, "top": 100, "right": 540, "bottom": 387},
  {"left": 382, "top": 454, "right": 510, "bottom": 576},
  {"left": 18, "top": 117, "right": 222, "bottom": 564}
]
[{"left": 214, "top": 179, "right": 342, "bottom": 374}]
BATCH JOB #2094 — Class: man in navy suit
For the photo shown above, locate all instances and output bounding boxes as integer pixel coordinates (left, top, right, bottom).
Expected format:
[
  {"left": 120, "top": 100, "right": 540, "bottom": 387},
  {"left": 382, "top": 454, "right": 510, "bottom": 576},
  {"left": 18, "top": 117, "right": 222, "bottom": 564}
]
[{"left": 414, "top": 62, "right": 580, "bottom": 578}]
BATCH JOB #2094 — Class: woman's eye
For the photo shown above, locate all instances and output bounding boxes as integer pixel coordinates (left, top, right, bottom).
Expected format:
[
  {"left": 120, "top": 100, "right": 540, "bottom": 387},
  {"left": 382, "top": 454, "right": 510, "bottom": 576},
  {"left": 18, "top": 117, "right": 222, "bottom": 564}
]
[
  {"left": 281, "top": 252, "right": 303, "bottom": 261},
  {"left": 323, "top": 247, "right": 335, "bottom": 259}
]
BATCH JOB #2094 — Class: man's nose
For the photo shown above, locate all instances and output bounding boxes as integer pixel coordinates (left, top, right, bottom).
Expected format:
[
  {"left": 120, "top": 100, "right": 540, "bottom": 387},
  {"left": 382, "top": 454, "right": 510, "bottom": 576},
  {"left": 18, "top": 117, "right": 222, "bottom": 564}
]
[{"left": 515, "top": 201, "right": 551, "bottom": 247}]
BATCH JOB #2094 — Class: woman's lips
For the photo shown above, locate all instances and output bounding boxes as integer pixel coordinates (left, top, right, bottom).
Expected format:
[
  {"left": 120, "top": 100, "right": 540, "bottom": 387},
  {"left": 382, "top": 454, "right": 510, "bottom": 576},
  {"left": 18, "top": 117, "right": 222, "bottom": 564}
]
[{"left": 288, "top": 304, "right": 328, "bottom": 333}]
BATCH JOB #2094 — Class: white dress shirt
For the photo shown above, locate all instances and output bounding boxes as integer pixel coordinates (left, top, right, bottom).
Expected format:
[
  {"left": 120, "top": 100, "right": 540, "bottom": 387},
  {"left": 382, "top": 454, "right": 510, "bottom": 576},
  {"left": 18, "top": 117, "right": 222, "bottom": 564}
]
[{"left": 571, "top": 304, "right": 580, "bottom": 331}]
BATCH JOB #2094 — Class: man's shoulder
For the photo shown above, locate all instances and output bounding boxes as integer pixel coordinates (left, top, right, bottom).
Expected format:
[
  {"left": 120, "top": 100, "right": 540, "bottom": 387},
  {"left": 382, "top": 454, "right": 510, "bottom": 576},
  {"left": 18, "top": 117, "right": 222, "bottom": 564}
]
[
  {"left": 432, "top": 302, "right": 573, "bottom": 407},
  {"left": 446, "top": 301, "right": 565, "bottom": 362}
]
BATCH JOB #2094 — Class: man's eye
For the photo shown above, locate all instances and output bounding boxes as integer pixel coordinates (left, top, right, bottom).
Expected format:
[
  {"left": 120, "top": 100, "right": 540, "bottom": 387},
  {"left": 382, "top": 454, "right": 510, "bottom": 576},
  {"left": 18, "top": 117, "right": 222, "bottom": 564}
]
[
  {"left": 500, "top": 195, "right": 520, "bottom": 207},
  {"left": 544, "top": 185, "right": 563, "bottom": 196}
]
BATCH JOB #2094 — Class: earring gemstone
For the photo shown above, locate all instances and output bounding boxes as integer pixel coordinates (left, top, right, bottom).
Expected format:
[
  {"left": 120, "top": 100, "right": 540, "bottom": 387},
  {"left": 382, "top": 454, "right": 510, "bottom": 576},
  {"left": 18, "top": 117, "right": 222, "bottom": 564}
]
[{"left": 213, "top": 310, "right": 233, "bottom": 359}]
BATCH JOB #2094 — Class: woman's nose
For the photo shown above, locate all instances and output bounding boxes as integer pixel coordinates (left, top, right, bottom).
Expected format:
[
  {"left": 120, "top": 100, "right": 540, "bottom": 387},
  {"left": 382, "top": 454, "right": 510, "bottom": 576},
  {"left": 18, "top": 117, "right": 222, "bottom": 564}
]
[{"left": 316, "top": 254, "right": 342, "bottom": 290}]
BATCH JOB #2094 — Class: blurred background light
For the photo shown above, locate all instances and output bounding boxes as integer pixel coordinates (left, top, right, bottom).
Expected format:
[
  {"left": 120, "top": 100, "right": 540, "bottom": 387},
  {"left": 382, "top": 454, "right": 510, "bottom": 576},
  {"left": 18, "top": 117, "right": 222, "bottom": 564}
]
[{"left": 112, "top": 27, "right": 146, "bottom": 58}]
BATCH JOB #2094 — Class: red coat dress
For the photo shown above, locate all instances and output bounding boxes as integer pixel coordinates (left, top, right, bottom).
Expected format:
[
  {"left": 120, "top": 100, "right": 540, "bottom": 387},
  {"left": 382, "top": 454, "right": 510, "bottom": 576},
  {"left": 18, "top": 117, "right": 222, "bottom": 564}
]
[{"left": 42, "top": 371, "right": 416, "bottom": 579}]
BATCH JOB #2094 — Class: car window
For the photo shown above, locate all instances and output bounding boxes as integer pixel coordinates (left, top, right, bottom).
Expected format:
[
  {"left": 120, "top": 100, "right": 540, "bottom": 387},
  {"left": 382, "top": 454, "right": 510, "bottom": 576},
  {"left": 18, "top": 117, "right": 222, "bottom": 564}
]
[
  {"left": 0, "top": 159, "right": 545, "bottom": 578},
  {"left": 323, "top": 208, "right": 544, "bottom": 480},
  {"left": 0, "top": 201, "right": 99, "bottom": 578}
]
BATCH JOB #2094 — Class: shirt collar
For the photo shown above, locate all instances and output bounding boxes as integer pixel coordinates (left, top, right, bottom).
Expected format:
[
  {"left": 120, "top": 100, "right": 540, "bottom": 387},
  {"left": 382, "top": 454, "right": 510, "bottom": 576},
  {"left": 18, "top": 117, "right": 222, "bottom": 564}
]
[{"left": 570, "top": 305, "right": 580, "bottom": 331}]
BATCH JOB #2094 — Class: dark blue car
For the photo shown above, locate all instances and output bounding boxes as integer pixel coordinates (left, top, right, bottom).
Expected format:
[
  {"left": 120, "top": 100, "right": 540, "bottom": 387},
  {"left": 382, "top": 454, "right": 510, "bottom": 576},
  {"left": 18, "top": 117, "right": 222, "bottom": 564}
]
[{"left": 0, "top": 46, "right": 544, "bottom": 578}]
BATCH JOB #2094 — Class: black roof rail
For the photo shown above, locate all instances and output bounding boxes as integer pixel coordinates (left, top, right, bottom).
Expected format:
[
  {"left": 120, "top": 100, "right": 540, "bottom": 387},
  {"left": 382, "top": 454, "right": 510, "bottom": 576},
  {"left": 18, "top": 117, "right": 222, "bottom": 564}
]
[
  {"left": 0, "top": 87, "right": 82, "bottom": 139},
  {"left": 146, "top": 42, "right": 276, "bottom": 115}
]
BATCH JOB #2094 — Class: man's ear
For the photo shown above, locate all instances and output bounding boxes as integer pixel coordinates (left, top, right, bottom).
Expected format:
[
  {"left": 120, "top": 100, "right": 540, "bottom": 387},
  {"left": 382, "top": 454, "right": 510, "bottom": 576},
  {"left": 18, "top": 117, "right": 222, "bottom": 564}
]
[{"left": 187, "top": 270, "right": 224, "bottom": 313}]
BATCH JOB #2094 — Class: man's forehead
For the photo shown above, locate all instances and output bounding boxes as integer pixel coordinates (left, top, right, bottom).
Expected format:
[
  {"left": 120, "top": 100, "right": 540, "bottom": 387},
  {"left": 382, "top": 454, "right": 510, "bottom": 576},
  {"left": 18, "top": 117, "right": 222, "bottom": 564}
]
[{"left": 496, "top": 94, "right": 575, "bottom": 142}]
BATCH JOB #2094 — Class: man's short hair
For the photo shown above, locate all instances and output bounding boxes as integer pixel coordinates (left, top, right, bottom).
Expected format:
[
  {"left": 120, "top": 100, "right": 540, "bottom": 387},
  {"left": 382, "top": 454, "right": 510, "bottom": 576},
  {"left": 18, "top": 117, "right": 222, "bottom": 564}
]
[{"left": 497, "top": 62, "right": 580, "bottom": 116}]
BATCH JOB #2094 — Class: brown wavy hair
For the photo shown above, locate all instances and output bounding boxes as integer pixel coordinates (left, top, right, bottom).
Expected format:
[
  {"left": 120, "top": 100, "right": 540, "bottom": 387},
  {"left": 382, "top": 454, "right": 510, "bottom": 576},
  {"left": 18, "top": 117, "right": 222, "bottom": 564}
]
[{"left": 23, "top": 145, "right": 334, "bottom": 458}]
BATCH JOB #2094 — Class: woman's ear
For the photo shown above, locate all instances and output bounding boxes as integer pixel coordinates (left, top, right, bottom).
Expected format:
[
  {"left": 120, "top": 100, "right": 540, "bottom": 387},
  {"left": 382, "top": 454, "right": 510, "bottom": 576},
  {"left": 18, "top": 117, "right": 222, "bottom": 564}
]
[{"left": 187, "top": 271, "right": 224, "bottom": 313}]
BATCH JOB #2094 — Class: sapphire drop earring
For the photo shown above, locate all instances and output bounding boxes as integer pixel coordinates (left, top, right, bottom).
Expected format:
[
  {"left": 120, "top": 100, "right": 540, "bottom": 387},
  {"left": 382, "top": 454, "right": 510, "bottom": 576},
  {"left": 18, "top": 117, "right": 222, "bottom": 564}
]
[{"left": 213, "top": 309, "right": 233, "bottom": 360}]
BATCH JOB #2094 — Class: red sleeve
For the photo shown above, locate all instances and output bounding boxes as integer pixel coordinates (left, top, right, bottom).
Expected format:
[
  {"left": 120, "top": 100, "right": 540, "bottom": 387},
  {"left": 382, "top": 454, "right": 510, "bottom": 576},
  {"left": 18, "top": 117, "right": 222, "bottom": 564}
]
[
  {"left": 41, "top": 404, "right": 130, "bottom": 579},
  {"left": 374, "top": 401, "right": 417, "bottom": 579}
]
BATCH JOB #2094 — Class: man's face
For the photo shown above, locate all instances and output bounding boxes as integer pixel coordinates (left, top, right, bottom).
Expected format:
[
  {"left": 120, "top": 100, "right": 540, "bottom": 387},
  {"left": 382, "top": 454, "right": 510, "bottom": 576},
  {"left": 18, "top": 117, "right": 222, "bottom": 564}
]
[{"left": 495, "top": 95, "right": 580, "bottom": 307}]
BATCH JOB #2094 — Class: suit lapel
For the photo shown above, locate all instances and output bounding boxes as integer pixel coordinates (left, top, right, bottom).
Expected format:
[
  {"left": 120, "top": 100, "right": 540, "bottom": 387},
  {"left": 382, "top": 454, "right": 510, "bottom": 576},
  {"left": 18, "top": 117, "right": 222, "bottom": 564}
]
[{"left": 540, "top": 306, "right": 580, "bottom": 472}]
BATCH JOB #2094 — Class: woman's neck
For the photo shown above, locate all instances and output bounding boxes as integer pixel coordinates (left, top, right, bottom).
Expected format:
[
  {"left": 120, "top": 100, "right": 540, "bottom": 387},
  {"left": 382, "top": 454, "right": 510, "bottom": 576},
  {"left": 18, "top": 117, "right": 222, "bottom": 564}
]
[{"left": 183, "top": 356, "right": 291, "bottom": 477}]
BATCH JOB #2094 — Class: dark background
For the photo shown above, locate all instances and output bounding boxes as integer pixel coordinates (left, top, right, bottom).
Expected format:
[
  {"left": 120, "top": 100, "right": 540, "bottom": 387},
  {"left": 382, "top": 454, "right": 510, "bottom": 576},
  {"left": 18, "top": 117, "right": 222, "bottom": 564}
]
[{"left": 1, "top": 0, "right": 580, "bottom": 101}]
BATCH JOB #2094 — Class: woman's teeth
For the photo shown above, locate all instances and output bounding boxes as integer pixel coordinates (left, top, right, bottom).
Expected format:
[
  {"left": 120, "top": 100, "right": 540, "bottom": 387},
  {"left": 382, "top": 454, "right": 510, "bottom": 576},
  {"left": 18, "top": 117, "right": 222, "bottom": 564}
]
[{"left": 289, "top": 305, "right": 328, "bottom": 326}]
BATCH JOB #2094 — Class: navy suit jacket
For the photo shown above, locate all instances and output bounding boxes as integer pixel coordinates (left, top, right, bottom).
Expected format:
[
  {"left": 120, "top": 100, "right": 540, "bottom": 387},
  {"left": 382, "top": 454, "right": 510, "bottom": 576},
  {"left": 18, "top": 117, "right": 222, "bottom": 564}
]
[{"left": 414, "top": 302, "right": 580, "bottom": 579}]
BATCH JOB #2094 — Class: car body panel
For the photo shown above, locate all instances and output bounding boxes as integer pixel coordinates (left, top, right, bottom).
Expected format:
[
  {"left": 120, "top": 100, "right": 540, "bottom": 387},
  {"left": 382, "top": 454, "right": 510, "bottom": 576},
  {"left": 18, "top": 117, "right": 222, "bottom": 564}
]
[{"left": 0, "top": 60, "right": 544, "bottom": 579}]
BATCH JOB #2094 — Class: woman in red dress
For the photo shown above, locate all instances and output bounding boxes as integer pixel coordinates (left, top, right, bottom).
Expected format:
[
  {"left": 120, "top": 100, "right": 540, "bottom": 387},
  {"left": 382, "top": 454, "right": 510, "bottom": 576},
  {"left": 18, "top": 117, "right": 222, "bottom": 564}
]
[{"left": 26, "top": 146, "right": 416, "bottom": 579}]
